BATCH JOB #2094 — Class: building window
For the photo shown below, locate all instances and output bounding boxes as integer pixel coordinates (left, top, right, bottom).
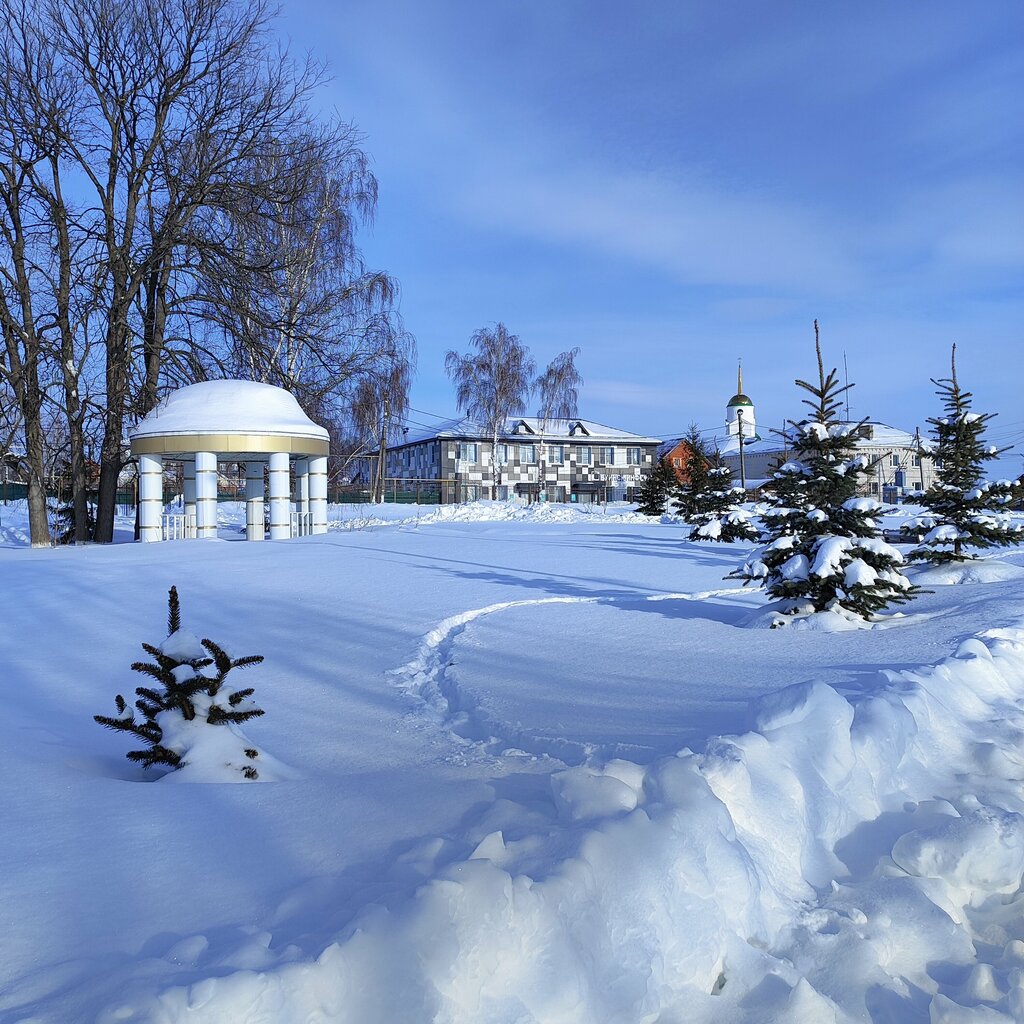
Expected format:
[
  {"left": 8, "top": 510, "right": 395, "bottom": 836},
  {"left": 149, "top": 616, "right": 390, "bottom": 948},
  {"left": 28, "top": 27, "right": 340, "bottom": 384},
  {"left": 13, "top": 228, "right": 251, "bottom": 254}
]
[
  {"left": 548, "top": 444, "right": 565, "bottom": 464},
  {"left": 458, "top": 442, "right": 478, "bottom": 462},
  {"left": 672, "top": 457, "right": 681, "bottom": 468},
  {"left": 890, "top": 454, "right": 900, "bottom": 468},
  {"left": 912, "top": 455, "right": 921, "bottom": 467},
  {"left": 600, "top": 446, "right": 615, "bottom": 465},
  {"left": 626, "top": 447, "right": 641, "bottom": 464},
  {"left": 519, "top": 444, "right": 537, "bottom": 464},
  {"left": 495, "top": 443, "right": 509, "bottom": 464},
  {"left": 577, "top": 446, "right": 592, "bottom": 465}
]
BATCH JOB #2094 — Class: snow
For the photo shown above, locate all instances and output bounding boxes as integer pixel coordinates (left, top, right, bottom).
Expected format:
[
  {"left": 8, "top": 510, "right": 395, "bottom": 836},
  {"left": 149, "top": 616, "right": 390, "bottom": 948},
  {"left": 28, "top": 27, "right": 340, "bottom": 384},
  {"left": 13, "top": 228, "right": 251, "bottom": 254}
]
[
  {"left": 2, "top": 500, "right": 1024, "bottom": 1021},
  {"left": 400, "top": 415, "right": 661, "bottom": 446},
  {"left": 130, "top": 379, "right": 329, "bottom": 440},
  {"left": 843, "top": 496, "right": 881, "bottom": 513}
]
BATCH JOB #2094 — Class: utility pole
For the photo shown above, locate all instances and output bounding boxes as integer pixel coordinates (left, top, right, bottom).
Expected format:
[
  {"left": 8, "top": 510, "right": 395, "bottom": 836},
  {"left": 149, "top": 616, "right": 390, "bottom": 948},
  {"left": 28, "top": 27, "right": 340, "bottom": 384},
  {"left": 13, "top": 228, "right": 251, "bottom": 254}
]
[
  {"left": 376, "top": 392, "right": 390, "bottom": 504},
  {"left": 737, "top": 407, "right": 747, "bottom": 492}
]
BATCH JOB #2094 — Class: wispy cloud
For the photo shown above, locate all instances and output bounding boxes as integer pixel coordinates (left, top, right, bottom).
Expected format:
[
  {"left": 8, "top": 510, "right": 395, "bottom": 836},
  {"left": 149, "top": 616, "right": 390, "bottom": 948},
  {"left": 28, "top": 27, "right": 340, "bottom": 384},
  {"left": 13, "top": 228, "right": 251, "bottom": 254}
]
[{"left": 456, "top": 164, "right": 867, "bottom": 294}]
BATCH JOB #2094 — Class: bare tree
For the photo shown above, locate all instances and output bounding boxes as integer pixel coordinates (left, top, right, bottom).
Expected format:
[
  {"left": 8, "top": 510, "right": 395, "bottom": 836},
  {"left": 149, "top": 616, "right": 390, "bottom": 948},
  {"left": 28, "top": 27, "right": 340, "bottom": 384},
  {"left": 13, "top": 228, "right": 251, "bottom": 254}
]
[
  {"left": 0, "top": 0, "right": 63, "bottom": 543},
  {"left": 536, "top": 348, "right": 582, "bottom": 425},
  {"left": 350, "top": 336, "right": 415, "bottom": 502},
  {"left": 195, "top": 132, "right": 409, "bottom": 412},
  {"left": 445, "top": 324, "right": 537, "bottom": 500},
  {"left": 534, "top": 347, "right": 581, "bottom": 499},
  {"left": 0, "top": 377, "right": 19, "bottom": 450},
  {"left": 60, "top": 0, "right": 334, "bottom": 541},
  {"left": 0, "top": 0, "right": 411, "bottom": 541}
]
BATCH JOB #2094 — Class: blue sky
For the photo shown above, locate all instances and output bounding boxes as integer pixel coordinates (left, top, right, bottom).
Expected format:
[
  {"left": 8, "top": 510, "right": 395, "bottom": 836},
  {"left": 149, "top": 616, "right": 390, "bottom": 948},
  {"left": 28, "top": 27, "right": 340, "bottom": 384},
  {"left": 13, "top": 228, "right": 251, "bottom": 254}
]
[{"left": 281, "top": 1, "right": 1023, "bottom": 466}]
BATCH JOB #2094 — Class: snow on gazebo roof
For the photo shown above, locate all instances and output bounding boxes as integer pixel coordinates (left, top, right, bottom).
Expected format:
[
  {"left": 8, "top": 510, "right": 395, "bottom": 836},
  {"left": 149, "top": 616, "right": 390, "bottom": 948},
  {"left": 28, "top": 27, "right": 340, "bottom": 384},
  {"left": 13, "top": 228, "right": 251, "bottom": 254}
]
[{"left": 130, "top": 380, "right": 328, "bottom": 458}]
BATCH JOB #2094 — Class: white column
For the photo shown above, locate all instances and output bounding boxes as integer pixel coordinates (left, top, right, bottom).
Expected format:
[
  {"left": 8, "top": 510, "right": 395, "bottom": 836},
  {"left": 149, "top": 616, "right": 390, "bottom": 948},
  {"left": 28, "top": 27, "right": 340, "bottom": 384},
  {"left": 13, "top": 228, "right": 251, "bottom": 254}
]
[
  {"left": 309, "top": 455, "right": 328, "bottom": 535},
  {"left": 195, "top": 451, "right": 218, "bottom": 540},
  {"left": 182, "top": 458, "right": 196, "bottom": 538},
  {"left": 268, "top": 451, "right": 290, "bottom": 540},
  {"left": 294, "top": 459, "right": 310, "bottom": 534},
  {"left": 245, "top": 462, "right": 265, "bottom": 542},
  {"left": 295, "top": 460, "right": 310, "bottom": 512},
  {"left": 138, "top": 454, "right": 164, "bottom": 543}
]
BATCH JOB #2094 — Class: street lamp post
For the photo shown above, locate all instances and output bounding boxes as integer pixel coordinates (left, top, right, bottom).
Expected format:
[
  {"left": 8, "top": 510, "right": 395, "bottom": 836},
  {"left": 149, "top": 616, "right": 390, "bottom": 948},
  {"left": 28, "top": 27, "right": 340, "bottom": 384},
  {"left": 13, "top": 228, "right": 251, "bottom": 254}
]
[{"left": 737, "top": 408, "right": 747, "bottom": 492}]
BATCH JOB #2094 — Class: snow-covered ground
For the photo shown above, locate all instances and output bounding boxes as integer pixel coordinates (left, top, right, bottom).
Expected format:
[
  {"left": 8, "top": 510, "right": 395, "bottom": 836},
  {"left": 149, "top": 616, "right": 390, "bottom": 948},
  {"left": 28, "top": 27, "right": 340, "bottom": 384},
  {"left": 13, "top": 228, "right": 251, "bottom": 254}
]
[{"left": 3, "top": 499, "right": 1024, "bottom": 1022}]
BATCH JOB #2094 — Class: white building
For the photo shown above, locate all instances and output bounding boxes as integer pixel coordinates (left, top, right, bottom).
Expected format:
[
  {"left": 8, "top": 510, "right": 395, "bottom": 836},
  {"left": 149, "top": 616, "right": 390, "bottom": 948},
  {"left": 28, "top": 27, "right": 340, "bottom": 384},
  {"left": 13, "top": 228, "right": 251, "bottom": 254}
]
[
  {"left": 716, "top": 371, "right": 938, "bottom": 501},
  {"left": 386, "top": 417, "right": 662, "bottom": 503}
]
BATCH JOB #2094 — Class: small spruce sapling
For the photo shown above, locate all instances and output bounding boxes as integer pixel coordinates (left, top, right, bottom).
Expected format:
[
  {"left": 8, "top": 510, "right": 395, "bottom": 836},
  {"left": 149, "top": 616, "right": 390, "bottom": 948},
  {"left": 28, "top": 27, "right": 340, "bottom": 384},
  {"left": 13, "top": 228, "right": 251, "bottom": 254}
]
[
  {"left": 95, "top": 586, "right": 266, "bottom": 779},
  {"left": 904, "top": 344, "right": 1024, "bottom": 562}
]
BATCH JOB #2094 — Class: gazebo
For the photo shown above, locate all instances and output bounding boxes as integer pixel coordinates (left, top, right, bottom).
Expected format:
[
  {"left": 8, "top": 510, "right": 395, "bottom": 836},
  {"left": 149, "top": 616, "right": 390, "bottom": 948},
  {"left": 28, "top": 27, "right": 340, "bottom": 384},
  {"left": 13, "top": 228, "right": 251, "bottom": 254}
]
[{"left": 129, "top": 380, "right": 329, "bottom": 542}]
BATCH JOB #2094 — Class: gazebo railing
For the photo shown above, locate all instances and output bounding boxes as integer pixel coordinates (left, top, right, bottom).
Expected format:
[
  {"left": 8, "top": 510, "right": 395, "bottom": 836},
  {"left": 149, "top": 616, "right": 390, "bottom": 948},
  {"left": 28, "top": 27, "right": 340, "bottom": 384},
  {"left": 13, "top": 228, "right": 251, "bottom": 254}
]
[
  {"left": 162, "top": 512, "right": 197, "bottom": 540},
  {"left": 290, "top": 510, "right": 314, "bottom": 538}
]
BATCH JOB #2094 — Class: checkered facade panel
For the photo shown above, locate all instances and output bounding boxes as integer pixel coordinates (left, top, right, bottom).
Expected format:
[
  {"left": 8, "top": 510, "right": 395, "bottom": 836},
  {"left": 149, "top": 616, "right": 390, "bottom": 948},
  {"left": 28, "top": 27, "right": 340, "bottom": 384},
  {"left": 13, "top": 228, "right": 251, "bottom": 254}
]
[{"left": 386, "top": 439, "right": 660, "bottom": 497}]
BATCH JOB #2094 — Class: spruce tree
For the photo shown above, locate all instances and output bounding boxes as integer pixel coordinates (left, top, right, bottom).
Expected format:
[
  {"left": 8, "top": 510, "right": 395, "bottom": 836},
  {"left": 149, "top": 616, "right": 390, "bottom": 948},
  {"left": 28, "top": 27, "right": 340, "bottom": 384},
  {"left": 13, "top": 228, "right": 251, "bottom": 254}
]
[
  {"left": 95, "top": 586, "right": 267, "bottom": 778},
  {"left": 904, "top": 345, "right": 1024, "bottom": 562},
  {"left": 672, "top": 424, "right": 711, "bottom": 518},
  {"left": 49, "top": 495, "right": 96, "bottom": 544},
  {"left": 734, "top": 322, "right": 917, "bottom": 622},
  {"left": 635, "top": 456, "right": 676, "bottom": 516},
  {"left": 689, "top": 461, "right": 758, "bottom": 542}
]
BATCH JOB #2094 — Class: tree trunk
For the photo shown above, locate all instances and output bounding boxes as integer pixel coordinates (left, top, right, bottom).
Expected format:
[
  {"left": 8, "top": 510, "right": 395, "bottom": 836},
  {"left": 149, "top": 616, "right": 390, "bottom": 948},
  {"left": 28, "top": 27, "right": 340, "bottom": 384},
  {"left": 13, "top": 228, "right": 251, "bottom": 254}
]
[
  {"left": 21, "top": 372, "right": 50, "bottom": 546},
  {"left": 140, "top": 259, "right": 171, "bottom": 418},
  {"left": 94, "top": 311, "right": 131, "bottom": 542}
]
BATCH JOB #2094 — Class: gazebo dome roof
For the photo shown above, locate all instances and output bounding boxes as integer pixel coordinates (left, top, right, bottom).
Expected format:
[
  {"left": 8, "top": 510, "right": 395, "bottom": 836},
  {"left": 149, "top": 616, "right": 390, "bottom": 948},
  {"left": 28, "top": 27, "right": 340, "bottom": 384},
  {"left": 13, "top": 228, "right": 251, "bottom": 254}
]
[{"left": 130, "top": 380, "right": 328, "bottom": 458}]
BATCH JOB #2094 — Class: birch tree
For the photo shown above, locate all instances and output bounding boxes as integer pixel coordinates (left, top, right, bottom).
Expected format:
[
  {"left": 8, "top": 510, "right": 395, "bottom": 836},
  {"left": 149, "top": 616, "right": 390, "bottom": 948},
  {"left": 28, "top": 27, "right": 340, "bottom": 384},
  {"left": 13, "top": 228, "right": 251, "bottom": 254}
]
[{"left": 445, "top": 324, "right": 536, "bottom": 500}]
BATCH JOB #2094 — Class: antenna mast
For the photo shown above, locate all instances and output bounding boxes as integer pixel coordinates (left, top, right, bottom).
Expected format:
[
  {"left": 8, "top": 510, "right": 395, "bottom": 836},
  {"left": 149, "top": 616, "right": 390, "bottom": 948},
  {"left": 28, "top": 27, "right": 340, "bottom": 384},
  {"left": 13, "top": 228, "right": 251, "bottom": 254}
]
[{"left": 843, "top": 351, "right": 850, "bottom": 421}]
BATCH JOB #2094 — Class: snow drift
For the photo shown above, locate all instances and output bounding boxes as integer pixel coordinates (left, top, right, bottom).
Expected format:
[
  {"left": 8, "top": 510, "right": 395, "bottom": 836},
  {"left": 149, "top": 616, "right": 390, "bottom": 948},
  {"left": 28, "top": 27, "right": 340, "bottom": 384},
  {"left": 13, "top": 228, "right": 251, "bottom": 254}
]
[{"left": 103, "top": 623, "right": 1024, "bottom": 1023}]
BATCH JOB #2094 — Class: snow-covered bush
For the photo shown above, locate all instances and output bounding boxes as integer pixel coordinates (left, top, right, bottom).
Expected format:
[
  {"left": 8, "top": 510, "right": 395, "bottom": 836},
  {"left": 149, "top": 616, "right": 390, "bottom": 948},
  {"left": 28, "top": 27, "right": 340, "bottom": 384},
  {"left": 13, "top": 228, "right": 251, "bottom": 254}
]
[
  {"left": 94, "top": 586, "right": 268, "bottom": 780},
  {"left": 734, "top": 324, "right": 917, "bottom": 624},
  {"left": 904, "top": 345, "right": 1024, "bottom": 562},
  {"left": 688, "top": 465, "right": 758, "bottom": 542}
]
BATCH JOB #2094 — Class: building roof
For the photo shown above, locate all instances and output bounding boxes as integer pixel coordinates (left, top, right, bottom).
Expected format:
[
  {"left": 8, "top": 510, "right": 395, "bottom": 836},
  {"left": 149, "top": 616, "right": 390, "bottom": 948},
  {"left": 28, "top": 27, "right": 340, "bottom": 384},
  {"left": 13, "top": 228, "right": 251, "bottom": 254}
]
[
  {"left": 726, "top": 367, "right": 754, "bottom": 409},
  {"left": 397, "top": 416, "right": 661, "bottom": 448},
  {"left": 726, "top": 393, "right": 754, "bottom": 408},
  {"left": 131, "top": 381, "right": 328, "bottom": 442},
  {"left": 129, "top": 380, "right": 329, "bottom": 459},
  {"left": 717, "top": 432, "right": 776, "bottom": 457},
  {"left": 719, "top": 421, "right": 920, "bottom": 458}
]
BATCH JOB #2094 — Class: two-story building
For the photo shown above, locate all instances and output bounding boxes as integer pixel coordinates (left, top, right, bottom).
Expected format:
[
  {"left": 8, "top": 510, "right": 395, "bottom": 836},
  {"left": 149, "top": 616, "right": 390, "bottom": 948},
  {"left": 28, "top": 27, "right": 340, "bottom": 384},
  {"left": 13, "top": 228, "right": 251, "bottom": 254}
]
[{"left": 386, "top": 416, "right": 662, "bottom": 503}]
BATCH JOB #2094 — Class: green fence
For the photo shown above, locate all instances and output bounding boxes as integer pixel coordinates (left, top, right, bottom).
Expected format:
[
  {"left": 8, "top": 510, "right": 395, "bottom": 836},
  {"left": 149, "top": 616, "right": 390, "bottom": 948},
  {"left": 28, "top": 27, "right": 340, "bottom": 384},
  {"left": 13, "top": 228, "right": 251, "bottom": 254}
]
[
  {"left": 0, "top": 481, "right": 27, "bottom": 502},
  {"left": 329, "top": 479, "right": 461, "bottom": 504}
]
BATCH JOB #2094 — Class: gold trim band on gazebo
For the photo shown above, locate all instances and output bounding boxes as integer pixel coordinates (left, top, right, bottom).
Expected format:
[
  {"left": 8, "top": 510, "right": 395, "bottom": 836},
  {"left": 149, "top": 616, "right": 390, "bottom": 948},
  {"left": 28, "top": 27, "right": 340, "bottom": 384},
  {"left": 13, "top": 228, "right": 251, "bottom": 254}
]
[{"left": 130, "top": 433, "right": 329, "bottom": 458}]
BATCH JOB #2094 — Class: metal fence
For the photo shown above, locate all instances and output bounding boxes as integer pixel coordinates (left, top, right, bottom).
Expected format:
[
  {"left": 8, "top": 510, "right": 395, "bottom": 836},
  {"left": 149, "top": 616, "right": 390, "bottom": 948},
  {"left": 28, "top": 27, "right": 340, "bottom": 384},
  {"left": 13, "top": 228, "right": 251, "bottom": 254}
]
[{"left": 329, "top": 478, "right": 464, "bottom": 505}]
